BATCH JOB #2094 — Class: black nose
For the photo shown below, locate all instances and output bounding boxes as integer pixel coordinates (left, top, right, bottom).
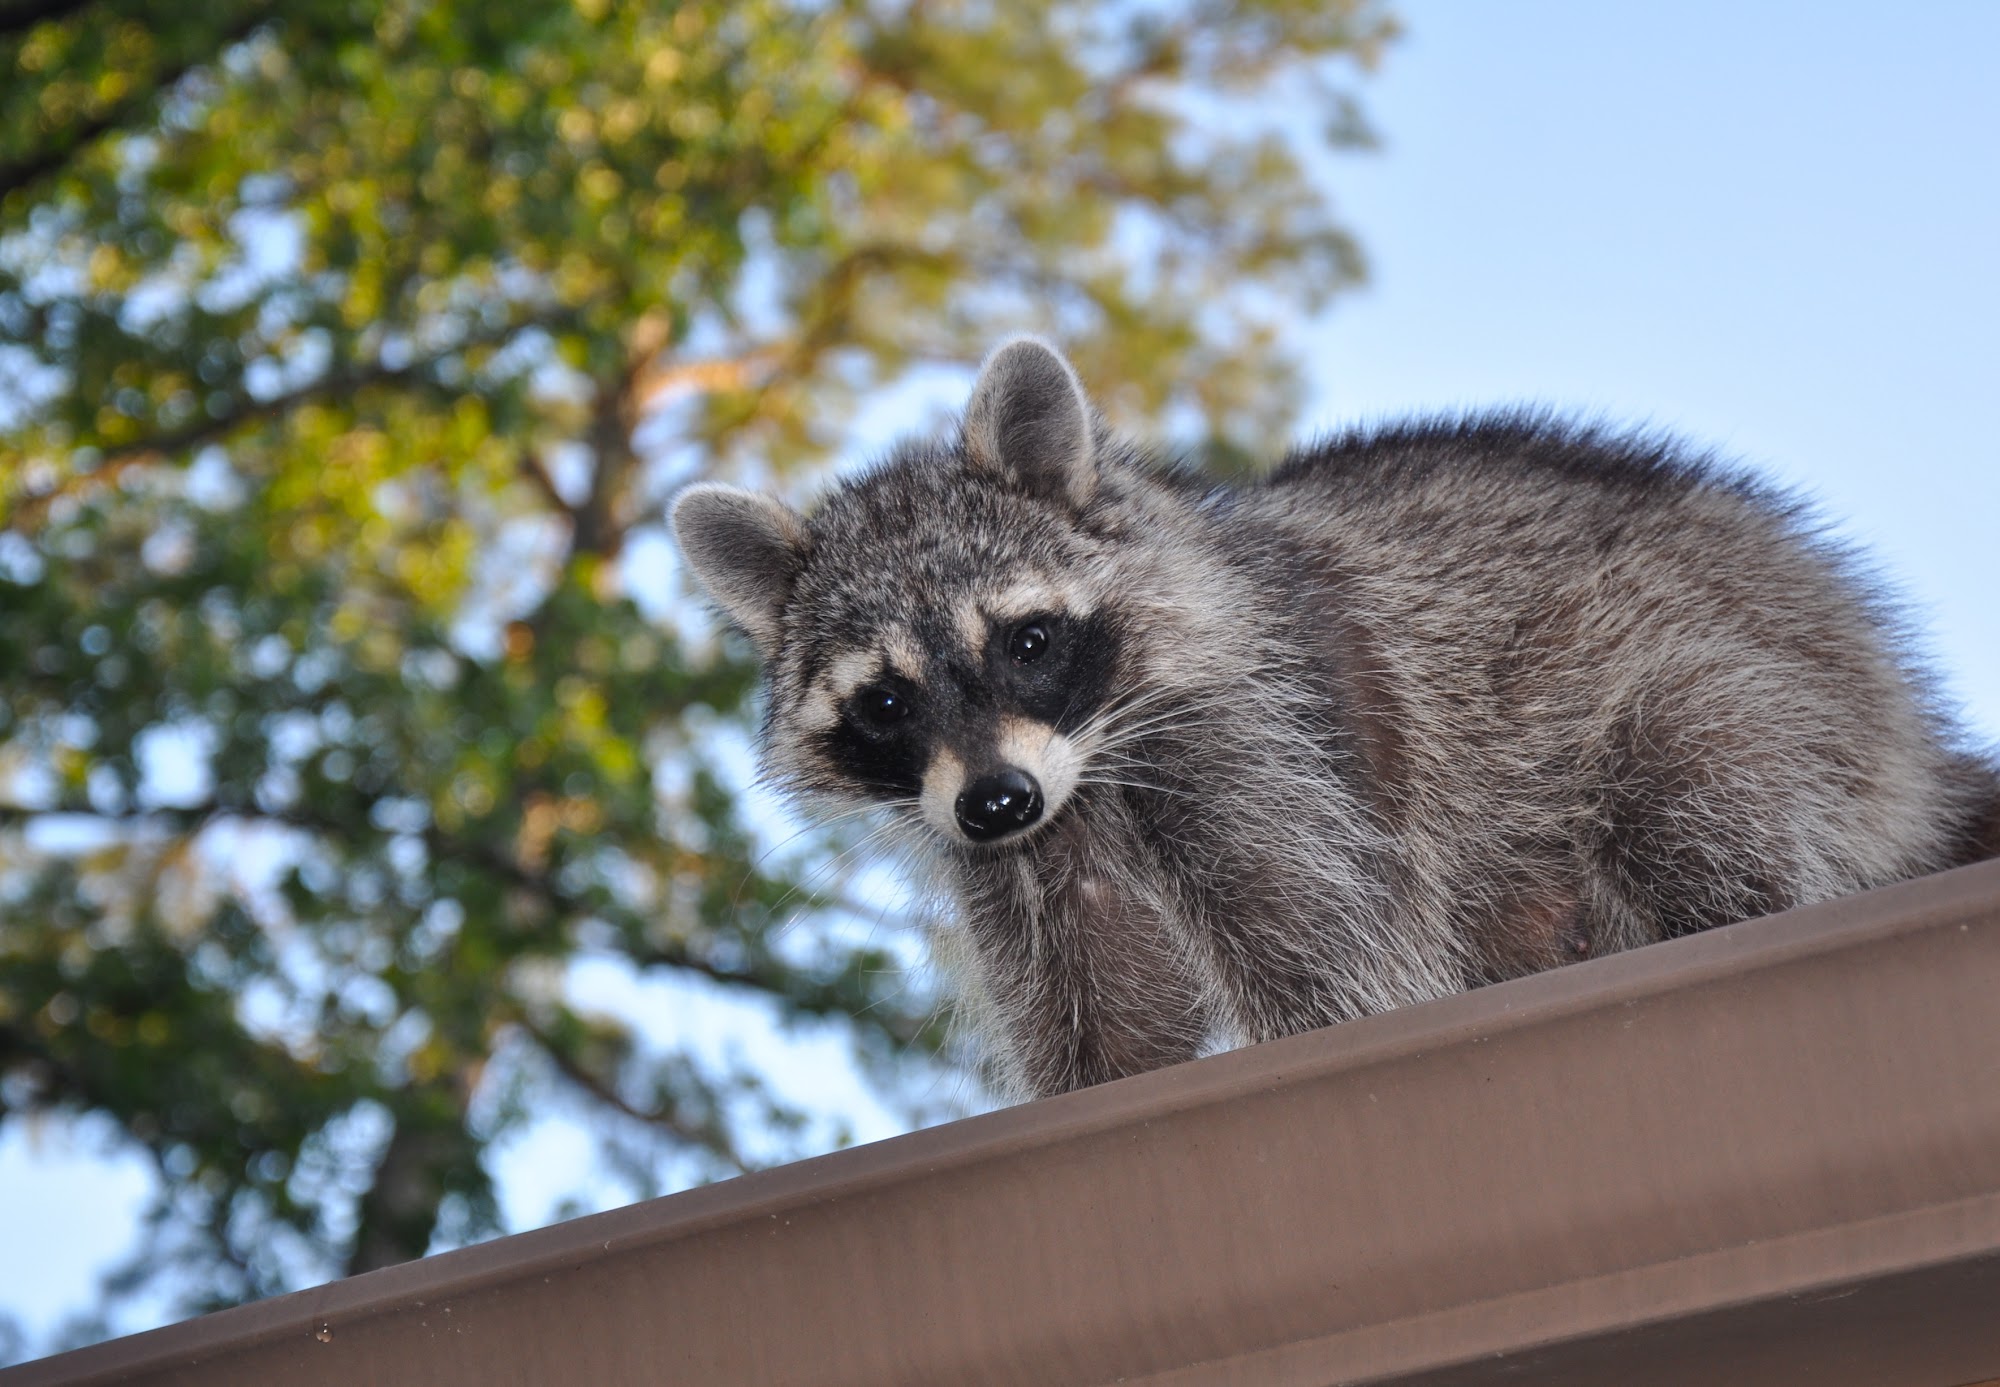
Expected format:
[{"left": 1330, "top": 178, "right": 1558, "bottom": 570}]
[{"left": 955, "top": 768, "right": 1044, "bottom": 841}]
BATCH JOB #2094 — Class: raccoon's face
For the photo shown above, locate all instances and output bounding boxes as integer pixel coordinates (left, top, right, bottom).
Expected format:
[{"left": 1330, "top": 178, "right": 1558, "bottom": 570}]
[
  {"left": 672, "top": 337, "right": 1126, "bottom": 847},
  {"left": 774, "top": 573, "right": 1123, "bottom": 845}
]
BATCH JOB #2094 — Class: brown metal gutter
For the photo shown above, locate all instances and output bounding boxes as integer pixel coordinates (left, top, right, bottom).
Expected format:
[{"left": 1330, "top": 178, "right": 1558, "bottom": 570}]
[{"left": 11, "top": 859, "right": 2000, "bottom": 1387}]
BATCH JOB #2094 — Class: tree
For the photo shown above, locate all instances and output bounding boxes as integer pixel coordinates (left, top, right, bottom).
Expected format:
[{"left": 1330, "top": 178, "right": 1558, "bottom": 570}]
[{"left": 0, "top": 0, "right": 1393, "bottom": 1343}]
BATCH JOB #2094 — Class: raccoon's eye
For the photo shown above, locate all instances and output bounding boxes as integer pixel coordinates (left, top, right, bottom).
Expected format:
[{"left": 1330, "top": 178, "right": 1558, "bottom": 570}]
[
  {"left": 854, "top": 685, "right": 910, "bottom": 728},
  {"left": 1008, "top": 620, "right": 1052, "bottom": 665}
]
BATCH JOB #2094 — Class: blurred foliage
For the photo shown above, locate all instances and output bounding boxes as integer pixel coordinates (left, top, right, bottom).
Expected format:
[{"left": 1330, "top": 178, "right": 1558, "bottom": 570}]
[{"left": 0, "top": 0, "right": 1393, "bottom": 1337}]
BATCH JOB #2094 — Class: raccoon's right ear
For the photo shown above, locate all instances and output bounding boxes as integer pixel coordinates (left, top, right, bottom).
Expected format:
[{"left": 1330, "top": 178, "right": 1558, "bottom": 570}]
[
  {"left": 669, "top": 483, "right": 807, "bottom": 655},
  {"left": 962, "top": 336, "right": 1098, "bottom": 508}
]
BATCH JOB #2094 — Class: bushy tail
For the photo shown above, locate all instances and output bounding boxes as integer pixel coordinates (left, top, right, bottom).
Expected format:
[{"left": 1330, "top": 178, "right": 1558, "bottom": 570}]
[{"left": 1951, "top": 753, "right": 2000, "bottom": 866}]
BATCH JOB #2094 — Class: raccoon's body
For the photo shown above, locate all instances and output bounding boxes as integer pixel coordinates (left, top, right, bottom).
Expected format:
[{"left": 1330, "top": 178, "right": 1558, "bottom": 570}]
[{"left": 673, "top": 338, "right": 1998, "bottom": 1098}]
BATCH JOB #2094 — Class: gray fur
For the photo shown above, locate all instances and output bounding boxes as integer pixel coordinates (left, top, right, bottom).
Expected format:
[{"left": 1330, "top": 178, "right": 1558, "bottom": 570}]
[
  {"left": 675, "top": 339, "right": 2000, "bottom": 1099},
  {"left": 961, "top": 334, "right": 1099, "bottom": 507},
  {"left": 670, "top": 482, "right": 808, "bottom": 654}
]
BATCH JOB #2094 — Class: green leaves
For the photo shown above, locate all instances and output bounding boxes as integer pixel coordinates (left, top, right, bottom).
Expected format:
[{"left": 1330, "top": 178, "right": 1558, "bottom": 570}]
[{"left": 0, "top": 0, "right": 1392, "bottom": 1340}]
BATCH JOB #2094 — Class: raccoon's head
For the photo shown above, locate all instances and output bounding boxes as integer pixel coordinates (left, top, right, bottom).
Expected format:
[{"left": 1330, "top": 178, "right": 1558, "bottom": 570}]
[{"left": 671, "top": 337, "right": 1131, "bottom": 848}]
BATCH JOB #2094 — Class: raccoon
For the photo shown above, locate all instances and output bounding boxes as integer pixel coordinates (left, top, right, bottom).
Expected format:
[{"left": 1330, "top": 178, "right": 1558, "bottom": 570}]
[{"left": 671, "top": 337, "right": 1999, "bottom": 1099}]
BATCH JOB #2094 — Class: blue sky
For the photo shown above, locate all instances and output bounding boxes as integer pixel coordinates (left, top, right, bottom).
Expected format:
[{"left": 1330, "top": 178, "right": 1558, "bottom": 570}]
[
  {"left": 1303, "top": 1, "right": 1998, "bottom": 741},
  {"left": 4, "top": 0, "right": 1996, "bottom": 1359}
]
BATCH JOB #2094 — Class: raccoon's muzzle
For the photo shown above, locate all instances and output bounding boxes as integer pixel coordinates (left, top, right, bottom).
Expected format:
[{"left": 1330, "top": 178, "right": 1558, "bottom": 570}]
[{"left": 956, "top": 768, "right": 1044, "bottom": 841}]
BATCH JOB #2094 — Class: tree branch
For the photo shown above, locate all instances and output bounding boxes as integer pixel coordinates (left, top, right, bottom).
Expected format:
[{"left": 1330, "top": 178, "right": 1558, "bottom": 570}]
[
  {"left": 344, "top": 1108, "right": 482, "bottom": 1276},
  {"left": 630, "top": 350, "right": 781, "bottom": 415},
  {"left": 519, "top": 1018, "right": 747, "bottom": 1173},
  {"left": 0, "top": 7, "right": 273, "bottom": 202},
  {"left": 5, "top": 311, "right": 576, "bottom": 533},
  {"left": 0, "top": 0, "right": 98, "bottom": 42},
  {"left": 0, "top": 799, "right": 871, "bottom": 1023},
  {"left": 2, "top": 361, "right": 415, "bottom": 533},
  {"left": 563, "top": 310, "right": 670, "bottom": 561},
  {"left": 616, "top": 240, "right": 960, "bottom": 537},
  {"left": 517, "top": 447, "right": 572, "bottom": 515}
]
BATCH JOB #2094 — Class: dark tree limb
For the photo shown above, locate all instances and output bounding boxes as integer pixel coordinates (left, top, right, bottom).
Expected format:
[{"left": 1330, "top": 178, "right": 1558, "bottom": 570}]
[
  {"left": 520, "top": 1018, "right": 748, "bottom": 1173},
  {"left": 0, "top": 8, "right": 273, "bottom": 202},
  {"left": 0, "top": 0, "right": 99, "bottom": 42},
  {"left": 344, "top": 1109, "right": 484, "bottom": 1276},
  {"left": 5, "top": 310, "right": 580, "bottom": 533},
  {"left": 0, "top": 800, "right": 921, "bottom": 1041},
  {"left": 518, "top": 448, "right": 574, "bottom": 517}
]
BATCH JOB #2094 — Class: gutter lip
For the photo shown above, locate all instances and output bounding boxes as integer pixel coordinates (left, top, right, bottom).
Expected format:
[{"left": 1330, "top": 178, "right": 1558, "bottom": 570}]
[{"left": 11, "top": 856, "right": 2000, "bottom": 1387}]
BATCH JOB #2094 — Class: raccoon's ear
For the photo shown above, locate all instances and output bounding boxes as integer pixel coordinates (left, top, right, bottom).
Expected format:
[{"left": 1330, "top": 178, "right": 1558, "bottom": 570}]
[
  {"left": 962, "top": 336, "right": 1098, "bottom": 508},
  {"left": 670, "top": 483, "right": 807, "bottom": 655}
]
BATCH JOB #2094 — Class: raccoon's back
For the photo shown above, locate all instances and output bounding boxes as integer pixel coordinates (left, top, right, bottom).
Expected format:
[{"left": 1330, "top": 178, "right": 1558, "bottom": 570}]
[
  {"left": 1263, "top": 413, "right": 1815, "bottom": 622},
  {"left": 1246, "top": 412, "right": 1987, "bottom": 900},
  {"left": 1259, "top": 412, "right": 1897, "bottom": 697}
]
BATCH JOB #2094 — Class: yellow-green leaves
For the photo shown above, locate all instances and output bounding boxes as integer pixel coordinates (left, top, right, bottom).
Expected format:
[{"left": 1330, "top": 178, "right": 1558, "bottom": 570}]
[{"left": 0, "top": 0, "right": 1394, "bottom": 1337}]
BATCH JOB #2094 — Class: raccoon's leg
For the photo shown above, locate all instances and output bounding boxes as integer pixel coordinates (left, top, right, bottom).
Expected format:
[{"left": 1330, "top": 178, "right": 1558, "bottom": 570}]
[
  {"left": 1453, "top": 843, "right": 1595, "bottom": 983},
  {"left": 1162, "top": 827, "right": 1469, "bottom": 1044},
  {"left": 1583, "top": 695, "right": 1837, "bottom": 945},
  {"left": 956, "top": 821, "right": 1215, "bottom": 1098}
]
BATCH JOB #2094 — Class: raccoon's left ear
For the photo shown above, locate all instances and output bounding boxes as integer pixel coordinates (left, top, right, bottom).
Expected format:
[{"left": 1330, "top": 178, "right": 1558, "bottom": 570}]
[
  {"left": 962, "top": 336, "right": 1098, "bottom": 508},
  {"left": 670, "top": 483, "right": 807, "bottom": 655}
]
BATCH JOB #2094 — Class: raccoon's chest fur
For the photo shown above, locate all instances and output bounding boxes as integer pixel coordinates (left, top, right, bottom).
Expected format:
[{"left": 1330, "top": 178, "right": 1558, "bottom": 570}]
[
  {"left": 950, "top": 792, "right": 1213, "bottom": 1098},
  {"left": 672, "top": 337, "right": 2000, "bottom": 1101}
]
